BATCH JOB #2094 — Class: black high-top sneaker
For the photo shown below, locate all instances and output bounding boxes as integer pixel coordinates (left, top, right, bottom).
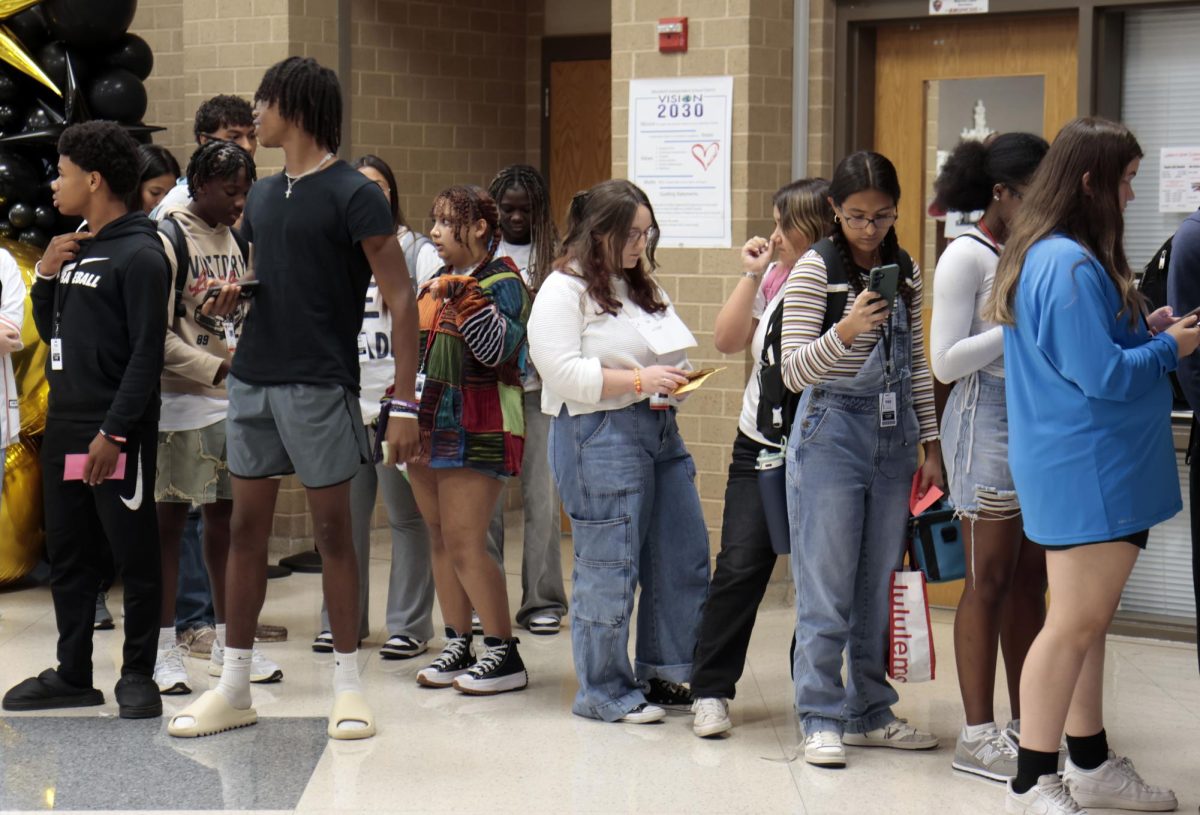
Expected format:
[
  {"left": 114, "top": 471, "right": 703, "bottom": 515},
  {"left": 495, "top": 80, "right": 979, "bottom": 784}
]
[
  {"left": 416, "top": 627, "right": 475, "bottom": 688},
  {"left": 645, "top": 678, "right": 694, "bottom": 711},
  {"left": 451, "top": 636, "right": 528, "bottom": 695}
]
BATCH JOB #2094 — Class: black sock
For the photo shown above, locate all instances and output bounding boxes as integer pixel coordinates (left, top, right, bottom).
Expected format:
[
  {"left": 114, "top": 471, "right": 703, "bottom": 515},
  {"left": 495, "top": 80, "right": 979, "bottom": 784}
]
[
  {"left": 1066, "top": 728, "right": 1108, "bottom": 771},
  {"left": 1013, "top": 747, "right": 1060, "bottom": 795}
]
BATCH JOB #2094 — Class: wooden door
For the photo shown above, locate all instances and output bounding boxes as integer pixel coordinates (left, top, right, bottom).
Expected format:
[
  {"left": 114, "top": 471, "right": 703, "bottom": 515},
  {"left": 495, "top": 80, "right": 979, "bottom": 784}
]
[{"left": 548, "top": 58, "right": 612, "bottom": 233}]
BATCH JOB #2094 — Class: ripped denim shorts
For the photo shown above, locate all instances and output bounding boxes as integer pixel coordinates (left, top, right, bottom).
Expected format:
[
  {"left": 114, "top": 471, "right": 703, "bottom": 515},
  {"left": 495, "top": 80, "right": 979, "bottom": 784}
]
[{"left": 940, "top": 371, "right": 1019, "bottom": 519}]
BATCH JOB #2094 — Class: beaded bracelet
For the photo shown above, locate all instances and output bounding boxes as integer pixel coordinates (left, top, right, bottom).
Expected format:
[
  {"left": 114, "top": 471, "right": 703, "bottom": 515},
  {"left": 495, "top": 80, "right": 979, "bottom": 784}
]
[
  {"left": 633, "top": 368, "right": 643, "bottom": 395},
  {"left": 389, "top": 399, "right": 419, "bottom": 416}
]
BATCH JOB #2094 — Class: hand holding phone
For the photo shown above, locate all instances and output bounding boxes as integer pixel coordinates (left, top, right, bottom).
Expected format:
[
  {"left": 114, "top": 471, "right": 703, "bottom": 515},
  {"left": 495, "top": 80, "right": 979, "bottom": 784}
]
[{"left": 868, "top": 263, "right": 901, "bottom": 307}]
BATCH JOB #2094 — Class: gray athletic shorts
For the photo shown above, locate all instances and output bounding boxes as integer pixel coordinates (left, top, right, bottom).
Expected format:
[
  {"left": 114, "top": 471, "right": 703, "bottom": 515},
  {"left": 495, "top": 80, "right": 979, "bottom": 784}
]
[{"left": 226, "top": 374, "right": 370, "bottom": 489}]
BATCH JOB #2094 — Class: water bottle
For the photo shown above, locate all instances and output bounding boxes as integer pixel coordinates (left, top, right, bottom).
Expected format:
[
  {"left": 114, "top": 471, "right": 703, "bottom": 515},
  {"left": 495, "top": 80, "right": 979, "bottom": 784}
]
[{"left": 756, "top": 448, "right": 790, "bottom": 556}]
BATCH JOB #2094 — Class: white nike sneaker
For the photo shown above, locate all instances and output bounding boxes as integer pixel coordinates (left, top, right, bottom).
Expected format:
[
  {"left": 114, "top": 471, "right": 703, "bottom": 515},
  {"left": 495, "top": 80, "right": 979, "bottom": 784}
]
[
  {"left": 208, "top": 640, "right": 283, "bottom": 683},
  {"left": 1063, "top": 752, "right": 1177, "bottom": 812},
  {"left": 1007, "top": 774, "right": 1087, "bottom": 814}
]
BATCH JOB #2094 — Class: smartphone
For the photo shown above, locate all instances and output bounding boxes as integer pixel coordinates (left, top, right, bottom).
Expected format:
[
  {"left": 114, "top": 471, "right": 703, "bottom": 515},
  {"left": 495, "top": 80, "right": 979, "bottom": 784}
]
[
  {"left": 868, "top": 263, "right": 901, "bottom": 306},
  {"left": 200, "top": 279, "right": 260, "bottom": 304}
]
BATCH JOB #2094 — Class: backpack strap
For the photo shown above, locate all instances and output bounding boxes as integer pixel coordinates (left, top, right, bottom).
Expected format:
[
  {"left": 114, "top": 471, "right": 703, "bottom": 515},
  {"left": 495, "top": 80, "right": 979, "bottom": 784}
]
[
  {"left": 958, "top": 232, "right": 1000, "bottom": 258},
  {"left": 403, "top": 233, "right": 433, "bottom": 293},
  {"left": 158, "top": 216, "right": 190, "bottom": 320},
  {"left": 810, "top": 238, "right": 849, "bottom": 336},
  {"left": 231, "top": 226, "right": 250, "bottom": 266}
]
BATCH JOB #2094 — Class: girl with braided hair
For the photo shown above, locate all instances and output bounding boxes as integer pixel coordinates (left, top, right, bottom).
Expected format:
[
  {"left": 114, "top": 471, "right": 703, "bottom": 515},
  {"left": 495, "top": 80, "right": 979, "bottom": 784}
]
[
  {"left": 484, "top": 164, "right": 568, "bottom": 636},
  {"left": 779, "top": 150, "right": 942, "bottom": 767},
  {"left": 411, "top": 184, "right": 533, "bottom": 695}
]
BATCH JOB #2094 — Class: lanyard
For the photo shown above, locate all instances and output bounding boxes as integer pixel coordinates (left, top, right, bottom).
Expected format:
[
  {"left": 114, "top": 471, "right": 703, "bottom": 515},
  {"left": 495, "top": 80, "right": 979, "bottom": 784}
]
[
  {"left": 52, "top": 239, "right": 96, "bottom": 338},
  {"left": 881, "top": 314, "right": 895, "bottom": 382}
]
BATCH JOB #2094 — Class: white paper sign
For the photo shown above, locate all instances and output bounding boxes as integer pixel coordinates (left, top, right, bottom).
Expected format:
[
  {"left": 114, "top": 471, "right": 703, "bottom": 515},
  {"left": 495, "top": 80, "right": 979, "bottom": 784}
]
[
  {"left": 628, "top": 76, "right": 733, "bottom": 249},
  {"left": 930, "top": 0, "right": 988, "bottom": 14},
  {"left": 1160, "top": 147, "right": 1200, "bottom": 214}
]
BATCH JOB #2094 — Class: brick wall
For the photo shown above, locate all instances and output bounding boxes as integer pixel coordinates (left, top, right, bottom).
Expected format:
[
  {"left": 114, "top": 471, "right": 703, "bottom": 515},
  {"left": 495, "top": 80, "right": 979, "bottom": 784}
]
[
  {"left": 807, "top": 0, "right": 836, "bottom": 178},
  {"left": 612, "top": 0, "right": 795, "bottom": 541}
]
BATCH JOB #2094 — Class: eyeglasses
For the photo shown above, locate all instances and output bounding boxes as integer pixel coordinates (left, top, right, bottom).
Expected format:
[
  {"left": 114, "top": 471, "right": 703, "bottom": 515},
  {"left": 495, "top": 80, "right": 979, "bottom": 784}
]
[
  {"left": 626, "top": 226, "right": 658, "bottom": 246},
  {"left": 1005, "top": 185, "right": 1025, "bottom": 201},
  {"left": 200, "top": 131, "right": 258, "bottom": 147},
  {"left": 839, "top": 210, "right": 898, "bottom": 231}
]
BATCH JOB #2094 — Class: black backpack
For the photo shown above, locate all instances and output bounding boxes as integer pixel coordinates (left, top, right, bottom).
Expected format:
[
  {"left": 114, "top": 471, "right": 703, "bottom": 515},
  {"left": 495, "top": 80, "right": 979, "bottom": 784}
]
[
  {"left": 1138, "top": 235, "right": 1174, "bottom": 312},
  {"left": 158, "top": 216, "right": 250, "bottom": 319},
  {"left": 755, "top": 238, "right": 913, "bottom": 444}
]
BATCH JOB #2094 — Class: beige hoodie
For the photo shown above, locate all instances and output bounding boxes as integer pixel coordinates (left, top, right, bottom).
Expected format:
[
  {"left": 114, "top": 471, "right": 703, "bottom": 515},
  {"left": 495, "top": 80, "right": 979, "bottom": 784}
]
[{"left": 157, "top": 204, "right": 251, "bottom": 397}]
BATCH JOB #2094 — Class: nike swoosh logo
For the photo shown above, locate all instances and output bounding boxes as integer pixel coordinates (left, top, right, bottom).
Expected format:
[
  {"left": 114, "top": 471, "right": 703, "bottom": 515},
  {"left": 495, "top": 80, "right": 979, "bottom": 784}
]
[
  {"left": 78, "top": 257, "right": 109, "bottom": 265},
  {"left": 120, "top": 452, "right": 143, "bottom": 511}
]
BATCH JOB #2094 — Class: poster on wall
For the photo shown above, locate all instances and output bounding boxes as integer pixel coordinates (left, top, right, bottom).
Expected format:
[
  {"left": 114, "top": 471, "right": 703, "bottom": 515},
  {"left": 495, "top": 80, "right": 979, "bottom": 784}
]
[
  {"left": 1159, "top": 147, "right": 1200, "bottom": 213},
  {"left": 628, "top": 75, "right": 732, "bottom": 249},
  {"left": 929, "top": 0, "right": 988, "bottom": 14}
]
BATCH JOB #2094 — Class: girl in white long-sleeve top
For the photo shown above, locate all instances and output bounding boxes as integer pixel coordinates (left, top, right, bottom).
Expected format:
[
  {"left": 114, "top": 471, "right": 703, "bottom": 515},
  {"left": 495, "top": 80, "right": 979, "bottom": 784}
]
[{"left": 0, "top": 247, "right": 26, "bottom": 503}]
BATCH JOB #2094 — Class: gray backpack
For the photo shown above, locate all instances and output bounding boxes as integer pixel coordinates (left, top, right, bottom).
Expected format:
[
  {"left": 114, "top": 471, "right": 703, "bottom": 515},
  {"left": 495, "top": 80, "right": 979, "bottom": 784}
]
[{"left": 401, "top": 230, "right": 434, "bottom": 292}]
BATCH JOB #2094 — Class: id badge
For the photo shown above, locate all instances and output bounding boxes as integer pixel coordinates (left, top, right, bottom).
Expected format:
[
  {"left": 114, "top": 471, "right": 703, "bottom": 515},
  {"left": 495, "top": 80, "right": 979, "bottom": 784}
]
[
  {"left": 50, "top": 337, "right": 63, "bottom": 370},
  {"left": 415, "top": 372, "right": 426, "bottom": 401},
  {"left": 357, "top": 331, "right": 369, "bottom": 358},
  {"left": 223, "top": 320, "right": 238, "bottom": 353},
  {"left": 879, "top": 391, "right": 897, "bottom": 428}
]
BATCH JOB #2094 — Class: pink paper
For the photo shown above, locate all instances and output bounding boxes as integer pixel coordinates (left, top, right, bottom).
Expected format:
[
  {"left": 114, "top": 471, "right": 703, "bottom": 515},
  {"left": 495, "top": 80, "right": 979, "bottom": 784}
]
[
  {"left": 64, "top": 453, "right": 127, "bottom": 481},
  {"left": 909, "top": 474, "right": 943, "bottom": 516}
]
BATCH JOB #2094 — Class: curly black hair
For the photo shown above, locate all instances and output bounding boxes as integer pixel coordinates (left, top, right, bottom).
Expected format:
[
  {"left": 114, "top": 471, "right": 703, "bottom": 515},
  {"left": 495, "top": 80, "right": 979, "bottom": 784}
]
[
  {"left": 193, "top": 94, "right": 254, "bottom": 143},
  {"left": 254, "top": 57, "right": 341, "bottom": 153},
  {"left": 186, "top": 139, "right": 257, "bottom": 198},
  {"left": 933, "top": 132, "right": 1049, "bottom": 213},
  {"left": 58, "top": 120, "right": 141, "bottom": 198}
]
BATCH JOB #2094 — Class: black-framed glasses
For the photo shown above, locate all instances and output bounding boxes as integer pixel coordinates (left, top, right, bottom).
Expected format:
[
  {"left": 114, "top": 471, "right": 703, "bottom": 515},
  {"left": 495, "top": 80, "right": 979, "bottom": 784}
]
[
  {"left": 626, "top": 226, "right": 659, "bottom": 246},
  {"left": 839, "top": 210, "right": 898, "bottom": 231}
]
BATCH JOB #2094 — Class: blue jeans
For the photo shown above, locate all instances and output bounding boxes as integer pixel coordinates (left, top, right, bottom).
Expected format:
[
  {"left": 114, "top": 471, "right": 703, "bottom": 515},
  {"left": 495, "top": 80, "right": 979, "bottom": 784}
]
[
  {"left": 549, "top": 402, "right": 710, "bottom": 722},
  {"left": 787, "top": 309, "right": 919, "bottom": 736},
  {"left": 175, "top": 511, "right": 214, "bottom": 632}
]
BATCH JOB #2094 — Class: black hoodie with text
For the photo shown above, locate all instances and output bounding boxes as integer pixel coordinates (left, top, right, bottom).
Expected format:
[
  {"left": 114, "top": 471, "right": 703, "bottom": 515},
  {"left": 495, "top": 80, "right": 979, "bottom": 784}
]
[{"left": 31, "top": 211, "right": 169, "bottom": 437}]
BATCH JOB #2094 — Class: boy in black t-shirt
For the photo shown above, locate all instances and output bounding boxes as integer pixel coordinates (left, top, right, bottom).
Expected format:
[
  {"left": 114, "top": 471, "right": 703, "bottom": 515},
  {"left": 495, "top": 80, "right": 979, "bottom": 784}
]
[
  {"left": 2, "top": 121, "right": 169, "bottom": 719},
  {"left": 168, "top": 57, "right": 421, "bottom": 740}
]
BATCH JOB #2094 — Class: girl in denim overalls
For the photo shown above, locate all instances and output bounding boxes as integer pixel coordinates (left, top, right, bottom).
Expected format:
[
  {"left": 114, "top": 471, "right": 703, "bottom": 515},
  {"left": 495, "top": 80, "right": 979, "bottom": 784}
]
[{"left": 779, "top": 151, "right": 943, "bottom": 767}]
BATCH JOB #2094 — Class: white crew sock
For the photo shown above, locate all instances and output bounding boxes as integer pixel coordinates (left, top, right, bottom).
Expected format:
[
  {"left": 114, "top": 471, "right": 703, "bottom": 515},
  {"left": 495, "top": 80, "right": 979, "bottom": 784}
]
[
  {"left": 158, "top": 627, "right": 176, "bottom": 651},
  {"left": 332, "top": 650, "right": 367, "bottom": 732},
  {"left": 215, "top": 623, "right": 227, "bottom": 648},
  {"left": 963, "top": 721, "right": 998, "bottom": 741},
  {"left": 214, "top": 646, "right": 253, "bottom": 709}
]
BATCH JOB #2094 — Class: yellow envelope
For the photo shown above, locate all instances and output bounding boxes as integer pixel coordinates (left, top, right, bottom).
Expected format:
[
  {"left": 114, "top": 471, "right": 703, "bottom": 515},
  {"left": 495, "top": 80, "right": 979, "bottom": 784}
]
[{"left": 673, "top": 367, "right": 726, "bottom": 395}]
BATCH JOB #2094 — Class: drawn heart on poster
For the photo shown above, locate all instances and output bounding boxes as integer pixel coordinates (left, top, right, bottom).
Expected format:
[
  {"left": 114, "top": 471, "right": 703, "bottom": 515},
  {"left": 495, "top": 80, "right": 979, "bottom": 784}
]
[{"left": 691, "top": 142, "right": 719, "bottom": 170}]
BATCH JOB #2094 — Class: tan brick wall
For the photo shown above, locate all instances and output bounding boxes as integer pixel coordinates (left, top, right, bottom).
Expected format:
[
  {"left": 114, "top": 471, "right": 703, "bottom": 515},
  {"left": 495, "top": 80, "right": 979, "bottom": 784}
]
[
  {"left": 808, "top": 0, "right": 836, "bottom": 178},
  {"left": 613, "top": 0, "right": 795, "bottom": 542}
]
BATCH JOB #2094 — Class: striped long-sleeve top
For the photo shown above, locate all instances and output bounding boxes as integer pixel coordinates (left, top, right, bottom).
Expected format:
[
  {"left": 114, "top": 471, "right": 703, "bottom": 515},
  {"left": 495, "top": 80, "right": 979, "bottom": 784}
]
[{"left": 779, "top": 248, "right": 939, "bottom": 442}]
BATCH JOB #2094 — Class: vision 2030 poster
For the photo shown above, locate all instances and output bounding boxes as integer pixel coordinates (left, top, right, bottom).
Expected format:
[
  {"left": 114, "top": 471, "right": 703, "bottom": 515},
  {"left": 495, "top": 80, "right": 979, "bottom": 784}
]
[{"left": 628, "top": 76, "right": 733, "bottom": 249}]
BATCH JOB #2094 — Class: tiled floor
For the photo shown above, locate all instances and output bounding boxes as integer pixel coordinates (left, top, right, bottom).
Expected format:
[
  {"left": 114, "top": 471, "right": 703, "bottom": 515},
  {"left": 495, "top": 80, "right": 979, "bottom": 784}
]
[{"left": 1, "top": 517, "right": 1197, "bottom": 814}]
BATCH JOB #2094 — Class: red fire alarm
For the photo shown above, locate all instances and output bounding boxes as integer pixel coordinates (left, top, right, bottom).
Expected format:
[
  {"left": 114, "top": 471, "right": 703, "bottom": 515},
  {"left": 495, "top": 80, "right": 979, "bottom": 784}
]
[{"left": 657, "top": 17, "right": 688, "bottom": 53}]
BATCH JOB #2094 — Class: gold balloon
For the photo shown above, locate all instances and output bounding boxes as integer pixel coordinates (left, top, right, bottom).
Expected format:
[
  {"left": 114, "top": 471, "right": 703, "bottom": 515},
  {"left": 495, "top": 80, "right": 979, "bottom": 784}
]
[
  {"left": 0, "top": 1, "right": 42, "bottom": 17},
  {"left": 0, "top": 24, "right": 59, "bottom": 96},
  {"left": 0, "top": 237, "right": 45, "bottom": 585}
]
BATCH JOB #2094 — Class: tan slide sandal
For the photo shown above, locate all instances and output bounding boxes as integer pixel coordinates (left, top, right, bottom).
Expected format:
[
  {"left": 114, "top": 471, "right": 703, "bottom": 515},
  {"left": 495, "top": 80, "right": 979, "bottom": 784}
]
[
  {"left": 167, "top": 690, "right": 258, "bottom": 738},
  {"left": 328, "top": 690, "right": 376, "bottom": 740}
]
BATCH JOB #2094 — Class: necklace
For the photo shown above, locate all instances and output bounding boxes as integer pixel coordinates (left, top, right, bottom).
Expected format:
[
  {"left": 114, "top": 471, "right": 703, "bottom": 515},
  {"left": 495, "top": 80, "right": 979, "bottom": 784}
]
[{"left": 284, "top": 152, "right": 334, "bottom": 198}]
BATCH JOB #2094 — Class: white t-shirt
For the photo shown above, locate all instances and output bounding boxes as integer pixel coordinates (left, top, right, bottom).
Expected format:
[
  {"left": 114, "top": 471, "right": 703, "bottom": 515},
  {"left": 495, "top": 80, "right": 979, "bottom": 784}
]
[
  {"left": 930, "top": 227, "right": 1005, "bottom": 383},
  {"left": 159, "top": 393, "right": 228, "bottom": 432},
  {"left": 399, "top": 227, "right": 442, "bottom": 287},
  {"left": 151, "top": 178, "right": 191, "bottom": 219},
  {"left": 496, "top": 240, "right": 539, "bottom": 392},
  {"left": 357, "top": 275, "right": 394, "bottom": 423},
  {"left": 737, "top": 264, "right": 784, "bottom": 449}
]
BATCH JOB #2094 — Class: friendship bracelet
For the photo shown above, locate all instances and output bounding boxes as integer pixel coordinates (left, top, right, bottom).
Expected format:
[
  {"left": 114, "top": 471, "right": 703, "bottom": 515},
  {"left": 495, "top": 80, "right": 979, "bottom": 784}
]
[
  {"left": 633, "top": 368, "right": 643, "bottom": 395},
  {"left": 389, "top": 399, "right": 419, "bottom": 412},
  {"left": 99, "top": 429, "right": 126, "bottom": 446}
]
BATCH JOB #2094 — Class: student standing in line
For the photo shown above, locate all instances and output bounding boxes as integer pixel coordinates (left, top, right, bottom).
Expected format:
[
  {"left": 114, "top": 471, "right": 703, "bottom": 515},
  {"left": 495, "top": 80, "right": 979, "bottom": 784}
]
[
  {"left": 352, "top": 156, "right": 442, "bottom": 289},
  {"left": 409, "top": 185, "right": 531, "bottom": 695},
  {"left": 780, "top": 151, "right": 942, "bottom": 767},
  {"left": 311, "top": 154, "right": 436, "bottom": 662},
  {"left": 152, "top": 140, "right": 284, "bottom": 695},
  {"left": 137, "top": 145, "right": 182, "bottom": 215},
  {"left": 168, "top": 57, "right": 420, "bottom": 740},
  {"left": 154, "top": 95, "right": 258, "bottom": 216},
  {"left": 689, "top": 178, "right": 831, "bottom": 738},
  {"left": 929, "top": 132, "right": 1050, "bottom": 781},
  {"left": 986, "top": 117, "right": 1185, "bottom": 815},
  {"left": 484, "top": 164, "right": 568, "bottom": 636},
  {"left": 528, "top": 180, "right": 710, "bottom": 724},
  {"left": 0, "top": 247, "right": 26, "bottom": 504},
  {"left": 2, "top": 121, "right": 168, "bottom": 719}
]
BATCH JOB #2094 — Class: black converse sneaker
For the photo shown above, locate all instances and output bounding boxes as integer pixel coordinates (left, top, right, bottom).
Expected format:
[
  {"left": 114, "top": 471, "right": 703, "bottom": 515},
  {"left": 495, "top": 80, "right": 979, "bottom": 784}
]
[
  {"left": 645, "top": 678, "right": 693, "bottom": 711},
  {"left": 452, "top": 637, "right": 528, "bottom": 695},
  {"left": 416, "top": 627, "right": 474, "bottom": 688}
]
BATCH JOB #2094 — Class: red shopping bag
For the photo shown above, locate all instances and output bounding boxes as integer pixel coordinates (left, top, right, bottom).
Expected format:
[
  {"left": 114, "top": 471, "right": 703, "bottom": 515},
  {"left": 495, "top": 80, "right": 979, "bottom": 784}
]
[{"left": 888, "top": 568, "right": 936, "bottom": 683}]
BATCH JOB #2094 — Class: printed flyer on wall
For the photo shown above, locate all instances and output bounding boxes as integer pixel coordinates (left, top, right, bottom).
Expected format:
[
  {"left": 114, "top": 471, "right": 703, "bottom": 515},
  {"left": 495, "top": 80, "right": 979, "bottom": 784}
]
[{"left": 628, "top": 75, "right": 732, "bottom": 249}]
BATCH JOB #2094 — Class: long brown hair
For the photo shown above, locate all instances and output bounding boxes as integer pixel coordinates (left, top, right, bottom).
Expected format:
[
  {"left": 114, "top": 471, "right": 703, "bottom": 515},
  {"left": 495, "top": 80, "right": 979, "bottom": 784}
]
[
  {"left": 986, "top": 117, "right": 1144, "bottom": 327},
  {"left": 555, "top": 179, "right": 667, "bottom": 316}
]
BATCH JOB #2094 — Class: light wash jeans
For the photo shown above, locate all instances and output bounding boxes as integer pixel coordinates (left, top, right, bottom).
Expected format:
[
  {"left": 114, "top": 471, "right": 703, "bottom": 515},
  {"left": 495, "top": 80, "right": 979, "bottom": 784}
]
[
  {"left": 486, "top": 389, "right": 568, "bottom": 627},
  {"left": 320, "top": 452, "right": 435, "bottom": 641},
  {"left": 550, "top": 401, "right": 710, "bottom": 722},
  {"left": 787, "top": 308, "right": 920, "bottom": 736}
]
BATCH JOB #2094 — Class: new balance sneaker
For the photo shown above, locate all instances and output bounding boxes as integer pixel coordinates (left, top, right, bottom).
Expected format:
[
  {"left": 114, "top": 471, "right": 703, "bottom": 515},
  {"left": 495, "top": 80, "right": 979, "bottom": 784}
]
[
  {"left": 94, "top": 592, "right": 114, "bottom": 630},
  {"left": 208, "top": 641, "right": 283, "bottom": 683},
  {"left": 416, "top": 628, "right": 475, "bottom": 688},
  {"left": 953, "top": 726, "right": 1018, "bottom": 781},
  {"left": 619, "top": 703, "right": 666, "bottom": 724},
  {"left": 843, "top": 719, "right": 939, "bottom": 750},
  {"left": 691, "top": 697, "right": 731, "bottom": 738},
  {"left": 154, "top": 644, "right": 191, "bottom": 695},
  {"left": 452, "top": 637, "right": 528, "bottom": 695},
  {"left": 804, "top": 730, "right": 847, "bottom": 767},
  {"left": 312, "top": 630, "right": 334, "bottom": 653},
  {"left": 380, "top": 634, "right": 427, "bottom": 660},
  {"left": 645, "top": 678, "right": 693, "bottom": 711},
  {"left": 526, "top": 614, "right": 561, "bottom": 635},
  {"left": 1007, "top": 775, "right": 1086, "bottom": 814},
  {"left": 1004, "top": 720, "right": 1067, "bottom": 772},
  {"left": 1063, "top": 752, "right": 1177, "bottom": 812}
]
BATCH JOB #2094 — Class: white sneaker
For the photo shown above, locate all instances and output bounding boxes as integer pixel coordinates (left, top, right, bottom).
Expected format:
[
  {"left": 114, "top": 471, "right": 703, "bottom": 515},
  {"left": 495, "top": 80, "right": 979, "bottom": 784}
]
[
  {"left": 843, "top": 718, "right": 939, "bottom": 750},
  {"left": 154, "top": 644, "right": 191, "bottom": 695},
  {"left": 1007, "top": 774, "right": 1087, "bottom": 814},
  {"left": 804, "top": 730, "right": 847, "bottom": 767},
  {"left": 1063, "top": 752, "right": 1177, "bottom": 812},
  {"left": 618, "top": 703, "right": 666, "bottom": 724},
  {"left": 691, "top": 697, "right": 731, "bottom": 738},
  {"left": 208, "top": 641, "right": 284, "bottom": 683}
]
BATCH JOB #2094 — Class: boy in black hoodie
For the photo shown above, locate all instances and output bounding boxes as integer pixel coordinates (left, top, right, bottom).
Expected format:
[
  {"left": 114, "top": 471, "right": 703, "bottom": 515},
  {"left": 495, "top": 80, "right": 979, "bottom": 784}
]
[{"left": 2, "top": 121, "right": 169, "bottom": 718}]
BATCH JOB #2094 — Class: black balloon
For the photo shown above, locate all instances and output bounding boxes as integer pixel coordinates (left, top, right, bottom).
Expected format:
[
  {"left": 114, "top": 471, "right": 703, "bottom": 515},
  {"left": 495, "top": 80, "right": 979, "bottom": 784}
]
[
  {"left": 33, "top": 205, "right": 55, "bottom": 230},
  {"left": 23, "top": 107, "right": 55, "bottom": 132},
  {"left": 0, "top": 221, "right": 13, "bottom": 240},
  {"left": 8, "top": 7, "right": 51, "bottom": 53},
  {"left": 7, "top": 202, "right": 33, "bottom": 229},
  {"left": 105, "top": 34, "right": 153, "bottom": 81},
  {"left": 0, "top": 105, "right": 21, "bottom": 133},
  {"left": 0, "top": 75, "right": 16, "bottom": 104},
  {"left": 45, "top": 0, "right": 138, "bottom": 46},
  {"left": 87, "top": 69, "right": 147, "bottom": 124},
  {"left": 36, "top": 42, "right": 90, "bottom": 92},
  {"left": 18, "top": 227, "right": 48, "bottom": 248},
  {"left": 0, "top": 148, "right": 38, "bottom": 207}
]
